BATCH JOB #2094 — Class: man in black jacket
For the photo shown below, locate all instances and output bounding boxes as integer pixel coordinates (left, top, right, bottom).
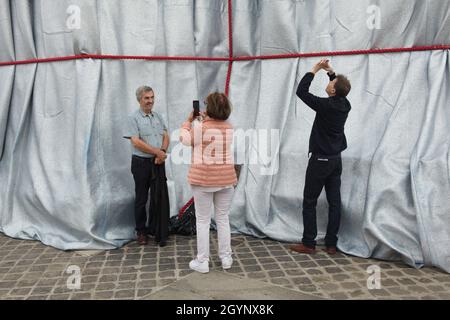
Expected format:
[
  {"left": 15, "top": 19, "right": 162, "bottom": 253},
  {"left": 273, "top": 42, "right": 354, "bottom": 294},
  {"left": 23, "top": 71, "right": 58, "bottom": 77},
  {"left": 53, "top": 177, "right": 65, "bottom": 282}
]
[{"left": 290, "top": 59, "right": 351, "bottom": 255}]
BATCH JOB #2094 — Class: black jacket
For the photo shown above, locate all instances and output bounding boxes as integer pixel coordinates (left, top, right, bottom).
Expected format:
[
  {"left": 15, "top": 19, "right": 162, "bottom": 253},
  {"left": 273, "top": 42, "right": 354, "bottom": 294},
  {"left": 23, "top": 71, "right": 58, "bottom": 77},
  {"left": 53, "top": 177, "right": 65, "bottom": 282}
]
[{"left": 296, "top": 72, "right": 351, "bottom": 156}]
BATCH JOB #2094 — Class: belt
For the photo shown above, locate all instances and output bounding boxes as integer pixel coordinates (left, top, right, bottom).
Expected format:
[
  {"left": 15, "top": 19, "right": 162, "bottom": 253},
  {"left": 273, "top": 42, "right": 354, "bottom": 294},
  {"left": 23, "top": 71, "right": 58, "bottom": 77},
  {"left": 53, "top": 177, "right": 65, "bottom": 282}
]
[
  {"left": 309, "top": 153, "right": 341, "bottom": 160},
  {"left": 132, "top": 155, "right": 154, "bottom": 160}
]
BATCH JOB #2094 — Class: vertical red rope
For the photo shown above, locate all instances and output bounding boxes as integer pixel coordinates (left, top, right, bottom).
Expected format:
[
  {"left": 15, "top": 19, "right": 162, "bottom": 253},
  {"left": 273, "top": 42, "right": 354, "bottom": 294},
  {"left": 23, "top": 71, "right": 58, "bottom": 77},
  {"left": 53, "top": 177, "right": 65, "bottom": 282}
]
[
  {"left": 181, "top": 0, "right": 234, "bottom": 215},
  {"left": 225, "top": 0, "right": 233, "bottom": 96}
]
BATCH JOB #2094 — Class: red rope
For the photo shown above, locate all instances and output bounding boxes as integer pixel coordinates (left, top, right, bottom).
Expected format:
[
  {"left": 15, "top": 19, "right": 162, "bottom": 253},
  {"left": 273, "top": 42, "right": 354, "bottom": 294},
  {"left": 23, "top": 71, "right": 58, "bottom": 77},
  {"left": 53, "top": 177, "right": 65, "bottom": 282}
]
[
  {"left": 1, "top": 45, "right": 449, "bottom": 67},
  {"left": 233, "top": 45, "right": 450, "bottom": 61},
  {"left": 228, "top": 0, "right": 233, "bottom": 60},
  {"left": 181, "top": 0, "right": 234, "bottom": 213},
  {"left": 0, "top": 54, "right": 231, "bottom": 67},
  {"left": 225, "top": 0, "right": 234, "bottom": 97},
  {"left": 179, "top": 197, "right": 194, "bottom": 217}
]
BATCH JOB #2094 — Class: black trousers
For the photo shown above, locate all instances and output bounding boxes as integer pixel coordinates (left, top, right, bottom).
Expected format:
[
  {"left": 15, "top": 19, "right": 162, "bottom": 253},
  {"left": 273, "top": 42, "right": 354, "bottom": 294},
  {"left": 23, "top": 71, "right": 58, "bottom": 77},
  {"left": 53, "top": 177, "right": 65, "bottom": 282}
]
[
  {"left": 131, "top": 155, "right": 169, "bottom": 243},
  {"left": 302, "top": 154, "right": 342, "bottom": 248}
]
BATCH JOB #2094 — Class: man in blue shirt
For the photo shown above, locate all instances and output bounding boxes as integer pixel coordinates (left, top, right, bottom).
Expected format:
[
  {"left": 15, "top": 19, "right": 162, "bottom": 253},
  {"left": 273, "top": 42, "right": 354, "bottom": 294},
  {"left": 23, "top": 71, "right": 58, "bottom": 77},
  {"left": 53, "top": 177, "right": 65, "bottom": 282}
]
[{"left": 125, "top": 86, "right": 170, "bottom": 246}]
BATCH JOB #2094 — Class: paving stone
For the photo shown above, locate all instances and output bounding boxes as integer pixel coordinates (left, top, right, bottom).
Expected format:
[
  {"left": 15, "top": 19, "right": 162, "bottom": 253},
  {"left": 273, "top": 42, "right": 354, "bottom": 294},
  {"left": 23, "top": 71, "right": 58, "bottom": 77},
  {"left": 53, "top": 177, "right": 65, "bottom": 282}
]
[
  {"left": 425, "top": 285, "right": 446, "bottom": 292},
  {"left": 94, "top": 291, "right": 115, "bottom": 299},
  {"left": 381, "top": 279, "right": 398, "bottom": 287},
  {"left": 48, "top": 294, "right": 71, "bottom": 300},
  {"left": 297, "top": 285, "right": 318, "bottom": 293},
  {"left": 119, "top": 274, "right": 137, "bottom": 281},
  {"left": 9, "top": 287, "right": 33, "bottom": 296},
  {"left": 247, "top": 272, "right": 267, "bottom": 280},
  {"left": 37, "top": 278, "right": 59, "bottom": 286},
  {"left": 386, "top": 270, "right": 404, "bottom": 277},
  {"left": 96, "top": 282, "right": 117, "bottom": 291},
  {"left": 271, "top": 278, "right": 291, "bottom": 285},
  {"left": 227, "top": 266, "right": 243, "bottom": 273},
  {"left": 159, "top": 271, "right": 176, "bottom": 279},
  {"left": 71, "top": 292, "right": 93, "bottom": 300},
  {"left": 261, "top": 263, "right": 281, "bottom": 271},
  {"left": 103, "top": 267, "right": 122, "bottom": 275},
  {"left": 99, "top": 275, "right": 118, "bottom": 282},
  {"left": 434, "top": 276, "right": 450, "bottom": 283},
  {"left": 137, "top": 280, "right": 157, "bottom": 288},
  {"left": 402, "top": 269, "right": 424, "bottom": 276},
  {"left": 340, "top": 282, "right": 362, "bottom": 290},
  {"left": 2, "top": 274, "right": 23, "bottom": 281},
  {"left": 253, "top": 251, "right": 270, "bottom": 257},
  {"left": 332, "top": 259, "right": 352, "bottom": 265},
  {"left": 329, "top": 292, "right": 350, "bottom": 299},
  {"left": 286, "top": 269, "right": 306, "bottom": 276},
  {"left": 369, "top": 289, "right": 391, "bottom": 297},
  {"left": 0, "top": 232, "right": 448, "bottom": 301},
  {"left": 31, "top": 286, "right": 53, "bottom": 295},
  {"left": 240, "top": 259, "right": 258, "bottom": 266},
  {"left": 27, "top": 295, "right": 48, "bottom": 300},
  {"left": 298, "top": 261, "right": 318, "bottom": 268},
  {"left": 280, "top": 262, "right": 299, "bottom": 269},
  {"left": 157, "top": 278, "right": 175, "bottom": 286},
  {"left": 291, "top": 255, "right": 311, "bottom": 262},
  {"left": 257, "top": 258, "right": 276, "bottom": 264},
  {"left": 271, "top": 250, "right": 288, "bottom": 257},
  {"left": 415, "top": 277, "right": 434, "bottom": 284},
  {"left": 292, "top": 277, "right": 313, "bottom": 285},
  {"left": 332, "top": 274, "right": 351, "bottom": 281},
  {"left": 243, "top": 265, "right": 262, "bottom": 272},
  {"left": 419, "top": 295, "right": 440, "bottom": 300},
  {"left": 437, "top": 292, "right": 450, "bottom": 299},
  {"left": 178, "top": 270, "right": 192, "bottom": 277},
  {"left": 117, "top": 281, "right": 136, "bottom": 290},
  {"left": 387, "top": 287, "right": 409, "bottom": 295},
  {"left": 267, "top": 270, "right": 285, "bottom": 278},
  {"left": 324, "top": 267, "right": 344, "bottom": 274},
  {"left": 321, "top": 281, "right": 340, "bottom": 291},
  {"left": 406, "top": 285, "right": 429, "bottom": 294},
  {"left": 397, "top": 278, "right": 416, "bottom": 286},
  {"left": 114, "top": 290, "right": 135, "bottom": 300}
]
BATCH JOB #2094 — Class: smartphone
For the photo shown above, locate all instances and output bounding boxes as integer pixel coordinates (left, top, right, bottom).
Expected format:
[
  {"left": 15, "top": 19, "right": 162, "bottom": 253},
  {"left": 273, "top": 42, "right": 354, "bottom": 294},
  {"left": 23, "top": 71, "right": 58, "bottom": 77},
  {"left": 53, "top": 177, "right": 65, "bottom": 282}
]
[{"left": 193, "top": 100, "right": 200, "bottom": 118}]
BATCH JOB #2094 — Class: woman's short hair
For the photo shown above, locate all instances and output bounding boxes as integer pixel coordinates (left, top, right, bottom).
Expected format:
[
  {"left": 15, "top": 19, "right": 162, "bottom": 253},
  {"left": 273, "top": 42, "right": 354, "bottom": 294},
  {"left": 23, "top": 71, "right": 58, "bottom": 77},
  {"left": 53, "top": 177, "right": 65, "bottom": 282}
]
[{"left": 206, "top": 92, "right": 232, "bottom": 120}]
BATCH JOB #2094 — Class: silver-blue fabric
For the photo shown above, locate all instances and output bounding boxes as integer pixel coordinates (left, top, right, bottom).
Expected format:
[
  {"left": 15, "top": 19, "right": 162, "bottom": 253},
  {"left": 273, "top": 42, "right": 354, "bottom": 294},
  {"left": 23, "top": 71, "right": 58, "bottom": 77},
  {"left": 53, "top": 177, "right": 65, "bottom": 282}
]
[{"left": 0, "top": 0, "right": 449, "bottom": 273}]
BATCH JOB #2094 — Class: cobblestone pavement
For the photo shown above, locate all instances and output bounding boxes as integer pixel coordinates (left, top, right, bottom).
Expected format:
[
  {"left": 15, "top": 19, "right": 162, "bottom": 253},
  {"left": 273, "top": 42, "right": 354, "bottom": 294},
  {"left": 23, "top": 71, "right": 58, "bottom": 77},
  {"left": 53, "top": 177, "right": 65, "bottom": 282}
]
[{"left": 0, "top": 232, "right": 449, "bottom": 300}]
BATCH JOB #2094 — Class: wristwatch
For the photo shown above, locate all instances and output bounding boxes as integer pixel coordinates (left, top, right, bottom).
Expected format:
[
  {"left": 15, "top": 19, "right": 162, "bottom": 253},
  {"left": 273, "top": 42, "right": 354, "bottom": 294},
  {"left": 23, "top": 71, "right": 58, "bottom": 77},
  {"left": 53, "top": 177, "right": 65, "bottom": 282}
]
[{"left": 161, "top": 148, "right": 166, "bottom": 153}]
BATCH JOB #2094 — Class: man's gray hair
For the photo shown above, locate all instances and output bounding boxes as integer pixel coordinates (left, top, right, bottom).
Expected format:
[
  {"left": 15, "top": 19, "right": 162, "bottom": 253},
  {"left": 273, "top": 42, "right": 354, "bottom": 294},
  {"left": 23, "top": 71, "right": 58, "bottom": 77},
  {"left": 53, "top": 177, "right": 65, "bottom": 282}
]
[{"left": 136, "top": 86, "right": 153, "bottom": 102}]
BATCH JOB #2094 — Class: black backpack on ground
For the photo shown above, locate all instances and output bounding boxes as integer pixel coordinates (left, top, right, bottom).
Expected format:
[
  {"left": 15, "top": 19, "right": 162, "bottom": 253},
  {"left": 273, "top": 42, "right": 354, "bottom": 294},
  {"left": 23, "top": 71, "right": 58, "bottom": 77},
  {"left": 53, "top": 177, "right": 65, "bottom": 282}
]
[{"left": 169, "top": 200, "right": 196, "bottom": 236}]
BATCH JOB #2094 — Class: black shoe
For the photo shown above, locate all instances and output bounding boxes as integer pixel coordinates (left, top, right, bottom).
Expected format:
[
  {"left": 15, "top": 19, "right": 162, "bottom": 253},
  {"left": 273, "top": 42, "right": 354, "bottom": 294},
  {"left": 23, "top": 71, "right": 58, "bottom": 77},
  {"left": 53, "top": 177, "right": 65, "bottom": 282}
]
[{"left": 159, "top": 241, "right": 167, "bottom": 247}]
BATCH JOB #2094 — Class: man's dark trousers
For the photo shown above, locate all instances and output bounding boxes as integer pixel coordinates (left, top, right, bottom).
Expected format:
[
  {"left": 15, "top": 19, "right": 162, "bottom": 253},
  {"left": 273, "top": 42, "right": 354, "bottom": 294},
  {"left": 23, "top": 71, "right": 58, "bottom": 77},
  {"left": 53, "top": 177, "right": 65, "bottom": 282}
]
[
  {"left": 131, "top": 155, "right": 169, "bottom": 243},
  {"left": 302, "top": 154, "right": 342, "bottom": 249}
]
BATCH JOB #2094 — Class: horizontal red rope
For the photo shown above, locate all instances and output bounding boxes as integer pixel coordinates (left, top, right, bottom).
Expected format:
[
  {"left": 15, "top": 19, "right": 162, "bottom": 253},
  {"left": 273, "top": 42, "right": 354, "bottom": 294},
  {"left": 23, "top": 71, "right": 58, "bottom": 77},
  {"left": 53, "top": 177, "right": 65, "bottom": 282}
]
[
  {"left": 0, "top": 54, "right": 231, "bottom": 67},
  {"left": 1, "top": 45, "right": 449, "bottom": 67},
  {"left": 233, "top": 45, "right": 450, "bottom": 61}
]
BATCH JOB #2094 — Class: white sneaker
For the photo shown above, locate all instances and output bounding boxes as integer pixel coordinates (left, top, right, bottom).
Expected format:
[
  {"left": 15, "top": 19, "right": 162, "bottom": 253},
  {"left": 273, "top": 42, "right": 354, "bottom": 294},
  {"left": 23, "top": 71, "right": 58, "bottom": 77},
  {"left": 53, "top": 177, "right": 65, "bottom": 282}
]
[
  {"left": 221, "top": 256, "right": 233, "bottom": 270},
  {"left": 189, "top": 259, "right": 209, "bottom": 273}
]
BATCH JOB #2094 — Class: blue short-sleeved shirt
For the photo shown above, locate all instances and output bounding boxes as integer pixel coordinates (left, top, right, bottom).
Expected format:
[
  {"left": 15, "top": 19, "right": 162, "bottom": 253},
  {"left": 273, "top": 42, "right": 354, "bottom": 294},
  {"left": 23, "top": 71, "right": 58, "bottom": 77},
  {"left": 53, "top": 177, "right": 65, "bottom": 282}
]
[{"left": 125, "top": 109, "right": 167, "bottom": 158}]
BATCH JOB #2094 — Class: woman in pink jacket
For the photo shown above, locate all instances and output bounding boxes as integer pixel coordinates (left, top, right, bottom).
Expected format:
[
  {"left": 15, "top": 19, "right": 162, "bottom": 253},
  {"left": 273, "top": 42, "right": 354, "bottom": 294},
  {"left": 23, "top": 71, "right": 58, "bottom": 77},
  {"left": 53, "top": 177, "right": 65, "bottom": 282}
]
[{"left": 180, "top": 92, "right": 237, "bottom": 273}]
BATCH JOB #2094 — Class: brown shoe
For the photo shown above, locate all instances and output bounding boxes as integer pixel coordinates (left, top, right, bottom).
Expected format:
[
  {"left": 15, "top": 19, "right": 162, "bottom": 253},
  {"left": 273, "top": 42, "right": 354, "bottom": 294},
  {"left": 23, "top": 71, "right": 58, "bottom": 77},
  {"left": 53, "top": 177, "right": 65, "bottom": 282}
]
[
  {"left": 323, "top": 246, "right": 337, "bottom": 255},
  {"left": 137, "top": 233, "right": 148, "bottom": 246},
  {"left": 289, "top": 243, "right": 316, "bottom": 254}
]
